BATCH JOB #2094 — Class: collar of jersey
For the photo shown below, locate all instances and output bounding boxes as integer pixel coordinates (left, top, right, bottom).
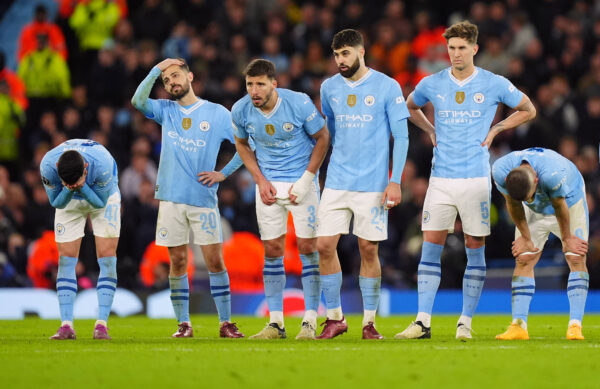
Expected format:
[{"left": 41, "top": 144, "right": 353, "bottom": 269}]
[
  {"left": 447, "top": 67, "right": 479, "bottom": 87},
  {"left": 178, "top": 99, "right": 205, "bottom": 115},
  {"left": 254, "top": 96, "right": 282, "bottom": 119},
  {"left": 342, "top": 68, "right": 373, "bottom": 88}
]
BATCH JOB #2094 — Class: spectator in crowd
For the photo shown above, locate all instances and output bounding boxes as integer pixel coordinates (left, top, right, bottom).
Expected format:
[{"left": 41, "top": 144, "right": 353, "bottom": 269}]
[{"left": 18, "top": 4, "right": 68, "bottom": 62}]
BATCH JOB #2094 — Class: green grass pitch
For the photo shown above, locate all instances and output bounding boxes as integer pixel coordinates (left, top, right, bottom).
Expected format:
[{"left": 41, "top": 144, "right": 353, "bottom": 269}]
[{"left": 2, "top": 314, "right": 599, "bottom": 388}]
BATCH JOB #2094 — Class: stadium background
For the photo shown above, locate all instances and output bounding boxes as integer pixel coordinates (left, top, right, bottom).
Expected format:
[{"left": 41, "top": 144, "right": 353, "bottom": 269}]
[{"left": 1, "top": 0, "right": 600, "bottom": 318}]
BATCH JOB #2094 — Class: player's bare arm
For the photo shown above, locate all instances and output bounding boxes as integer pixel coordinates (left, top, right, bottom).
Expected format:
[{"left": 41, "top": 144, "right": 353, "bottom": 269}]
[
  {"left": 406, "top": 92, "right": 436, "bottom": 146},
  {"left": 235, "top": 135, "right": 276, "bottom": 205},
  {"left": 482, "top": 95, "right": 536, "bottom": 148},
  {"left": 289, "top": 126, "right": 330, "bottom": 204},
  {"left": 551, "top": 196, "right": 588, "bottom": 257}
]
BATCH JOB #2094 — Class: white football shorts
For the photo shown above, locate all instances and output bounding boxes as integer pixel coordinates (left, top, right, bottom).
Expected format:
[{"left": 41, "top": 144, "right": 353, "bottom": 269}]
[
  {"left": 156, "top": 201, "right": 222, "bottom": 246},
  {"left": 255, "top": 181, "right": 319, "bottom": 241},
  {"left": 516, "top": 195, "right": 589, "bottom": 250},
  {"left": 421, "top": 176, "right": 491, "bottom": 236},
  {"left": 54, "top": 191, "right": 121, "bottom": 243},
  {"left": 316, "top": 188, "right": 387, "bottom": 241}
]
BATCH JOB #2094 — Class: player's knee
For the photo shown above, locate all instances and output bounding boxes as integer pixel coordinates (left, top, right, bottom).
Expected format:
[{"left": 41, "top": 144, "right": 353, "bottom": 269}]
[
  {"left": 206, "top": 260, "right": 225, "bottom": 273},
  {"left": 297, "top": 239, "right": 317, "bottom": 254},
  {"left": 515, "top": 254, "right": 538, "bottom": 267},
  {"left": 168, "top": 249, "right": 187, "bottom": 270},
  {"left": 263, "top": 239, "right": 284, "bottom": 257},
  {"left": 317, "top": 238, "right": 336, "bottom": 258},
  {"left": 358, "top": 240, "right": 378, "bottom": 261},
  {"left": 566, "top": 254, "right": 586, "bottom": 269}
]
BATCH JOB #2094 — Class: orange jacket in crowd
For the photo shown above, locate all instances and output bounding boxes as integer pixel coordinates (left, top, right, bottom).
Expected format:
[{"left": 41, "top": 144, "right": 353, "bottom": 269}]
[
  {"left": 27, "top": 230, "right": 59, "bottom": 288},
  {"left": 0, "top": 69, "right": 28, "bottom": 110},
  {"left": 139, "top": 241, "right": 194, "bottom": 288},
  {"left": 223, "top": 215, "right": 303, "bottom": 293},
  {"left": 18, "top": 21, "right": 67, "bottom": 61}
]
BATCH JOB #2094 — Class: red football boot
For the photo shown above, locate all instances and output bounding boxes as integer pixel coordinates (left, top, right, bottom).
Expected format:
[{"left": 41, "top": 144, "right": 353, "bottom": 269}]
[
  {"left": 316, "top": 317, "right": 348, "bottom": 339},
  {"left": 220, "top": 322, "right": 244, "bottom": 338},
  {"left": 362, "top": 322, "right": 384, "bottom": 339},
  {"left": 172, "top": 322, "right": 193, "bottom": 338}
]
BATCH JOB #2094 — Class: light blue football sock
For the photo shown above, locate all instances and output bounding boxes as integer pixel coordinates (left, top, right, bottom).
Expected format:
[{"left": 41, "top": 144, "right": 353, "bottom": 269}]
[
  {"left": 169, "top": 274, "right": 190, "bottom": 323},
  {"left": 461, "top": 246, "right": 486, "bottom": 320},
  {"left": 567, "top": 271, "right": 589, "bottom": 323},
  {"left": 57, "top": 256, "right": 78, "bottom": 323},
  {"left": 512, "top": 276, "right": 535, "bottom": 323},
  {"left": 321, "top": 272, "right": 342, "bottom": 310},
  {"left": 417, "top": 242, "right": 444, "bottom": 315},
  {"left": 359, "top": 276, "right": 381, "bottom": 311},
  {"left": 263, "top": 256, "right": 285, "bottom": 314},
  {"left": 97, "top": 256, "right": 117, "bottom": 322},
  {"left": 299, "top": 252, "right": 320, "bottom": 312},
  {"left": 209, "top": 270, "right": 231, "bottom": 323}
]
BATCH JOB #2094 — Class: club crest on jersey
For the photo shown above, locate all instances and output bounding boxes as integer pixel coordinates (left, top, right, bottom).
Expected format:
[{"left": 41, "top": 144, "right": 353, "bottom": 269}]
[
  {"left": 347, "top": 94, "right": 357, "bottom": 107},
  {"left": 158, "top": 228, "right": 168, "bottom": 239},
  {"left": 182, "top": 117, "right": 192, "bottom": 130},
  {"left": 423, "top": 211, "right": 431, "bottom": 224},
  {"left": 265, "top": 124, "right": 275, "bottom": 136},
  {"left": 283, "top": 122, "right": 294, "bottom": 132},
  {"left": 473, "top": 93, "right": 485, "bottom": 104},
  {"left": 199, "top": 121, "right": 210, "bottom": 131},
  {"left": 56, "top": 223, "right": 65, "bottom": 235},
  {"left": 455, "top": 92, "right": 465, "bottom": 104},
  {"left": 364, "top": 95, "right": 375, "bottom": 106}
]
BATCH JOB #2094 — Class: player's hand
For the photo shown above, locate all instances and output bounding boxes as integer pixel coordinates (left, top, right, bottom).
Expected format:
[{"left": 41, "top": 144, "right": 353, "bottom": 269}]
[
  {"left": 512, "top": 236, "right": 539, "bottom": 259},
  {"left": 156, "top": 58, "right": 184, "bottom": 71},
  {"left": 563, "top": 235, "right": 588, "bottom": 257},
  {"left": 481, "top": 128, "right": 499, "bottom": 149},
  {"left": 258, "top": 177, "right": 277, "bottom": 205},
  {"left": 198, "top": 171, "right": 225, "bottom": 187},
  {"left": 63, "top": 169, "right": 87, "bottom": 191},
  {"left": 382, "top": 182, "right": 402, "bottom": 210},
  {"left": 288, "top": 170, "right": 315, "bottom": 205}
]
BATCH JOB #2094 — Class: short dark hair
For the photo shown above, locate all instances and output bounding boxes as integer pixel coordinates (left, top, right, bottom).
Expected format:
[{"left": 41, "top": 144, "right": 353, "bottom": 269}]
[
  {"left": 243, "top": 59, "right": 276, "bottom": 79},
  {"left": 57, "top": 150, "right": 84, "bottom": 185},
  {"left": 442, "top": 21, "right": 479, "bottom": 45},
  {"left": 159, "top": 58, "right": 190, "bottom": 84},
  {"left": 331, "top": 29, "right": 364, "bottom": 50},
  {"left": 505, "top": 167, "right": 533, "bottom": 201}
]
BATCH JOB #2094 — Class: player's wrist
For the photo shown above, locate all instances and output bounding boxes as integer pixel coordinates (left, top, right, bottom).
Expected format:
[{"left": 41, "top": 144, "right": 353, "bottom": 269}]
[{"left": 298, "top": 170, "right": 315, "bottom": 183}]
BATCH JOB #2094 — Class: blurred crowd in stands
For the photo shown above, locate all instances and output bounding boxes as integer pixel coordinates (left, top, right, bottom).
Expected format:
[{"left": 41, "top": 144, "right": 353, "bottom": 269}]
[{"left": 1, "top": 0, "right": 600, "bottom": 291}]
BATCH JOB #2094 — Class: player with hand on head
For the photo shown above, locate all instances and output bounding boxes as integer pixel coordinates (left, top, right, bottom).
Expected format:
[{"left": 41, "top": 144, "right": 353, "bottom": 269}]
[
  {"left": 232, "top": 59, "right": 329, "bottom": 340},
  {"left": 492, "top": 148, "right": 589, "bottom": 340},
  {"left": 395, "top": 21, "right": 536, "bottom": 341},
  {"left": 316, "top": 29, "right": 410, "bottom": 339},
  {"left": 131, "top": 58, "right": 244, "bottom": 338},
  {"left": 41, "top": 139, "right": 120, "bottom": 340}
]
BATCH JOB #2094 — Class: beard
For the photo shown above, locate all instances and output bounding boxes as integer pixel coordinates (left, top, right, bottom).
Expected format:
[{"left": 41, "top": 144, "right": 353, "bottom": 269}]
[
  {"left": 168, "top": 83, "right": 191, "bottom": 100},
  {"left": 338, "top": 57, "right": 361, "bottom": 78},
  {"left": 252, "top": 89, "right": 274, "bottom": 109}
]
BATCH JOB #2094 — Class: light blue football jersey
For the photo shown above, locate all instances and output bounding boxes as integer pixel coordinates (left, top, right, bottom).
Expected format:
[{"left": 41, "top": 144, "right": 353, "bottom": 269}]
[
  {"left": 231, "top": 88, "right": 325, "bottom": 182},
  {"left": 40, "top": 139, "right": 119, "bottom": 203},
  {"left": 492, "top": 148, "right": 586, "bottom": 215},
  {"left": 413, "top": 67, "right": 524, "bottom": 179},
  {"left": 144, "top": 98, "right": 234, "bottom": 208},
  {"left": 320, "top": 69, "right": 410, "bottom": 192}
]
